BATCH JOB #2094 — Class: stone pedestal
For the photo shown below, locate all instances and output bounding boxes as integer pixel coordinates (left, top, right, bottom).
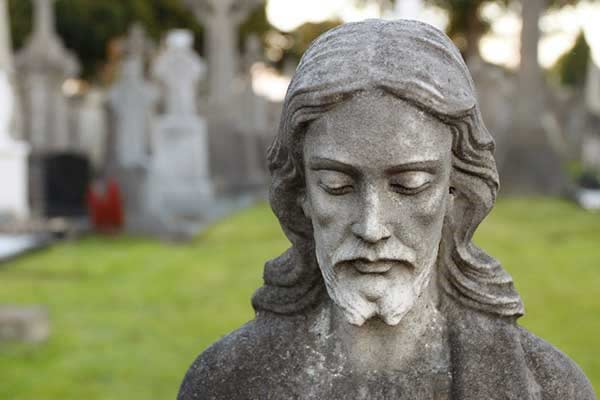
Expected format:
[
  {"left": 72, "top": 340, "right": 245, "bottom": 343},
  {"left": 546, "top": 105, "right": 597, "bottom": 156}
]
[
  {"left": 0, "top": 67, "right": 29, "bottom": 220},
  {"left": 0, "top": 141, "right": 29, "bottom": 219},
  {"left": 147, "top": 115, "right": 213, "bottom": 224}
]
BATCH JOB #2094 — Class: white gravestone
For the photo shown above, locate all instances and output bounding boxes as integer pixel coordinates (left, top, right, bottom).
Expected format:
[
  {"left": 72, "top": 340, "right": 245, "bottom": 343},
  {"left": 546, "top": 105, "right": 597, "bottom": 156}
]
[
  {"left": 0, "top": 0, "right": 29, "bottom": 220},
  {"left": 0, "top": 70, "right": 29, "bottom": 219},
  {"left": 148, "top": 30, "right": 213, "bottom": 228},
  {"left": 108, "top": 25, "right": 158, "bottom": 168},
  {"left": 237, "top": 34, "right": 268, "bottom": 187}
]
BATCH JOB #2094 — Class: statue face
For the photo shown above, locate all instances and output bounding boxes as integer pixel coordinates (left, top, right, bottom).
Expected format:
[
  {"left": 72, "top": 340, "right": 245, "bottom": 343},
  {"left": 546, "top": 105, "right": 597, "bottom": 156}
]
[{"left": 302, "top": 92, "right": 453, "bottom": 326}]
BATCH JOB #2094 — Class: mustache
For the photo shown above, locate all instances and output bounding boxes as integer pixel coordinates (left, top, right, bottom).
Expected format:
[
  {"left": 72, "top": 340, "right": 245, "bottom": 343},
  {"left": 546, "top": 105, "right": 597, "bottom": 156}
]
[{"left": 331, "top": 240, "right": 417, "bottom": 268}]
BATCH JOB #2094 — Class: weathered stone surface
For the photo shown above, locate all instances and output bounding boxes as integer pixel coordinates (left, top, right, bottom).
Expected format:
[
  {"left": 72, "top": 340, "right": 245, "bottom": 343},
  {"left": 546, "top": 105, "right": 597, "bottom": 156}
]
[
  {"left": 178, "top": 20, "right": 596, "bottom": 399},
  {"left": 0, "top": 0, "right": 29, "bottom": 220},
  {"left": 146, "top": 30, "right": 213, "bottom": 235},
  {"left": 0, "top": 306, "right": 49, "bottom": 343},
  {"left": 15, "top": 0, "right": 80, "bottom": 153}
]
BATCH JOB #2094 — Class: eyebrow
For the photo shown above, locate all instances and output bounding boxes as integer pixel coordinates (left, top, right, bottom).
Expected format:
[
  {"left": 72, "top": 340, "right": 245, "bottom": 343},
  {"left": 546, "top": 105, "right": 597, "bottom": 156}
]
[
  {"left": 308, "top": 157, "right": 359, "bottom": 176},
  {"left": 384, "top": 160, "right": 442, "bottom": 175},
  {"left": 308, "top": 157, "right": 442, "bottom": 175}
]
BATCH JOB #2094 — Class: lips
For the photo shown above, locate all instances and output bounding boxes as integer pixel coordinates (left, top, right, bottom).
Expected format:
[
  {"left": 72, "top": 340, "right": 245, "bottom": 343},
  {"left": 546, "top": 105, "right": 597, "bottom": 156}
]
[{"left": 352, "top": 259, "right": 395, "bottom": 274}]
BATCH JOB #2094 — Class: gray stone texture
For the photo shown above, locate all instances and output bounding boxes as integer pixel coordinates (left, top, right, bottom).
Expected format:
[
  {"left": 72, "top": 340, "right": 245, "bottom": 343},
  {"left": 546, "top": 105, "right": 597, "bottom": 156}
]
[
  {"left": 0, "top": 306, "right": 49, "bottom": 343},
  {"left": 178, "top": 20, "right": 596, "bottom": 399},
  {"left": 15, "top": 0, "right": 80, "bottom": 153}
]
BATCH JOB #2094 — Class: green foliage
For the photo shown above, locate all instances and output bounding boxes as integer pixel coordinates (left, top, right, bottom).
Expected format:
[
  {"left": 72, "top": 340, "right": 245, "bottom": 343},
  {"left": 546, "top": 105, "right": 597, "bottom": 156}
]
[
  {"left": 7, "top": 0, "right": 204, "bottom": 80},
  {"left": 239, "top": 2, "right": 270, "bottom": 51},
  {"left": 551, "top": 31, "right": 591, "bottom": 88},
  {"left": 425, "top": 0, "right": 510, "bottom": 58},
  {"left": 0, "top": 199, "right": 599, "bottom": 399}
]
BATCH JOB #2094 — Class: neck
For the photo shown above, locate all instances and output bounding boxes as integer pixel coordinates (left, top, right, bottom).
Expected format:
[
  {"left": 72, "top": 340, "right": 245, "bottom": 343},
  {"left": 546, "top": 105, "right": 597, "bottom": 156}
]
[{"left": 329, "top": 284, "right": 447, "bottom": 371}]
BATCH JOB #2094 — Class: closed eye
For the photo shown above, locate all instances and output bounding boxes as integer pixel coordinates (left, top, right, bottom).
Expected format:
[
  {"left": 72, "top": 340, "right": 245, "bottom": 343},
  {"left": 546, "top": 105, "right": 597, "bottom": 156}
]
[
  {"left": 389, "top": 171, "right": 433, "bottom": 195},
  {"left": 316, "top": 170, "right": 354, "bottom": 196}
]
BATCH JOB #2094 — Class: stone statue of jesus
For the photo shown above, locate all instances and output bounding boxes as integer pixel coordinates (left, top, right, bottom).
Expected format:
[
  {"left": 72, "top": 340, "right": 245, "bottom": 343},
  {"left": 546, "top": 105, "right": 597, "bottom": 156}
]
[{"left": 178, "top": 20, "right": 595, "bottom": 400}]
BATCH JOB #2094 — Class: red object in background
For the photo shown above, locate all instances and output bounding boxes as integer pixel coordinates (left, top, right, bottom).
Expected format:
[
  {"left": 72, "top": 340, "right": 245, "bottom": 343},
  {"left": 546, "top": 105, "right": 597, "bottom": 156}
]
[{"left": 87, "top": 179, "right": 124, "bottom": 232}]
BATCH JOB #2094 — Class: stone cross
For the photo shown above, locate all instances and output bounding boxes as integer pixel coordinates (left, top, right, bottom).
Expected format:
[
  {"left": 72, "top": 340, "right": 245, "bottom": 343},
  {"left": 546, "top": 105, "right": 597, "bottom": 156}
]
[
  {"left": 108, "top": 24, "right": 158, "bottom": 168},
  {"left": 152, "top": 30, "right": 205, "bottom": 116},
  {"left": 185, "top": 0, "right": 261, "bottom": 104},
  {"left": 34, "top": 0, "right": 55, "bottom": 37},
  {"left": 15, "top": 0, "right": 80, "bottom": 152},
  {"left": 0, "top": 69, "right": 13, "bottom": 142},
  {"left": 0, "top": 0, "right": 13, "bottom": 139}
]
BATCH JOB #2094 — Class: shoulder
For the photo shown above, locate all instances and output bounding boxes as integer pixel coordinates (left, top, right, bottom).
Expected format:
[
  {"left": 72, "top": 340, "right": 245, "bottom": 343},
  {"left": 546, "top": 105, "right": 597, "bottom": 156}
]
[
  {"left": 519, "top": 327, "right": 596, "bottom": 400},
  {"left": 177, "top": 313, "right": 308, "bottom": 400}
]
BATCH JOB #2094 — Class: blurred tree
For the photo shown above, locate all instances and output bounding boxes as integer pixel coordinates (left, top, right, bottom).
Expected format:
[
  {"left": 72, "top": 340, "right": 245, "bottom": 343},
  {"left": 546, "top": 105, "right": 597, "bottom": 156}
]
[
  {"left": 424, "top": 0, "right": 580, "bottom": 61},
  {"left": 7, "top": 0, "right": 271, "bottom": 81},
  {"left": 551, "top": 31, "right": 590, "bottom": 88},
  {"left": 425, "top": 0, "right": 509, "bottom": 60},
  {"left": 283, "top": 20, "right": 343, "bottom": 65},
  {"left": 239, "top": 2, "right": 271, "bottom": 50}
]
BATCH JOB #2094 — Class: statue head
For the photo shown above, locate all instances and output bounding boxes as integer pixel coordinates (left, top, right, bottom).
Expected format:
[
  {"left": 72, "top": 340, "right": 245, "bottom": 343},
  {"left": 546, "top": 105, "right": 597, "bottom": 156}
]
[{"left": 253, "top": 19, "right": 523, "bottom": 324}]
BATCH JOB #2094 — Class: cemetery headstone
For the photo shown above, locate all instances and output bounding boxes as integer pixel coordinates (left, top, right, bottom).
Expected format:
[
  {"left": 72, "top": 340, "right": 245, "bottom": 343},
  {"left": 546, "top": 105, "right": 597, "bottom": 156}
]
[
  {"left": 178, "top": 20, "right": 595, "bottom": 400},
  {"left": 15, "top": 0, "right": 80, "bottom": 153},
  {"left": 43, "top": 153, "right": 90, "bottom": 217},
  {"left": 107, "top": 25, "right": 159, "bottom": 232},
  {"left": 148, "top": 30, "right": 213, "bottom": 235},
  {"left": 15, "top": 0, "right": 81, "bottom": 217},
  {"left": 0, "top": 0, "right": 29, "bottom": 221},
  {"left": 108, "top": 24, "right": 157, "bottom": 168}
]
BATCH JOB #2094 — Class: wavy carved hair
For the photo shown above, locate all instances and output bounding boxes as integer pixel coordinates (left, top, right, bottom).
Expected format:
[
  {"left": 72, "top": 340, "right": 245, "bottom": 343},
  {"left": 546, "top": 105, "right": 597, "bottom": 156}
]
[{"left": 252, "top": 19, "right": 524, "bottom": 318}]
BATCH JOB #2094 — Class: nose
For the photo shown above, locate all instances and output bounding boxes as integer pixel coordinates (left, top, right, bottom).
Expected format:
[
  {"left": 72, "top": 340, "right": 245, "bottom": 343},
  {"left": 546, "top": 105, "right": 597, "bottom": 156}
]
[{"left": 351, "top": 189, "right": 391, "bottom": 244}]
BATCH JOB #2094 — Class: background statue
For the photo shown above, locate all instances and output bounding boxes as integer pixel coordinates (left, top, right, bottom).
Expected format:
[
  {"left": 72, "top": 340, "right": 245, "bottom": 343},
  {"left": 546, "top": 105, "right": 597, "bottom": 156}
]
[{"left": 179, "top": 20, "right": 595, "bottom": 400}]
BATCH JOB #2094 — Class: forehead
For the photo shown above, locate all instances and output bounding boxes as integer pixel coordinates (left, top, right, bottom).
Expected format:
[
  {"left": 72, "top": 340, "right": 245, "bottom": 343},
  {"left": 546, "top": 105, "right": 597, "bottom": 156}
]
[{"left": 303, "top": 92, "right": 453, "bottom": 168}]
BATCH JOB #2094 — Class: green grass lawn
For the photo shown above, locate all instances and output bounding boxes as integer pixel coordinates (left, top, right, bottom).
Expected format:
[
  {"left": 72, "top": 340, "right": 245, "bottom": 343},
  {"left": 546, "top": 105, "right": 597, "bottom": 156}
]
[{"left": 0, "top": 198, "right": 598, "bottom": 399}]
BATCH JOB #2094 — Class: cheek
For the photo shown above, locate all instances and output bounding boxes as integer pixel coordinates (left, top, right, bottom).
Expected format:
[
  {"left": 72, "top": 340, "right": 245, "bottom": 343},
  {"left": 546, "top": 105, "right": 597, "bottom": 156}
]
[
  {"left": 392, "top": 186, "right": 448, "bottom": 250},
  {"left": 415, "top": 186, "right": 448, "bottom": 227},
  {"left": 307, "top": 185, "right": 353, "bottom": 229}
]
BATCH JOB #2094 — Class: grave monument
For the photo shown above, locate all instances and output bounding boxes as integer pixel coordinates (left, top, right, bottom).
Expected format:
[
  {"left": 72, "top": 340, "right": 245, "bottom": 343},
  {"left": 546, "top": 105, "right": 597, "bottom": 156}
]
[
  {"left": 0, "top": 0, "right": 29, "bottom": 220},
  {"left": 148, "top": 29, "right": 213, "bottom": 234},
  {"left": 16, "top": 0, "right": 82, "bottom": 217},
  {"left": 16, "top": 0, "right": 80, "bottom": 153},
  {"left": 185, "top": 0, "right": 262, "bottom": 104},
  {"left": 178, "top": 20, "right": 595, "bottom": 399},
  {"left": 185, "top": 0, "right": 266, "bottom": 195},
  {"left": 108, "top": 24, "right": 158, "bottom": 231}
]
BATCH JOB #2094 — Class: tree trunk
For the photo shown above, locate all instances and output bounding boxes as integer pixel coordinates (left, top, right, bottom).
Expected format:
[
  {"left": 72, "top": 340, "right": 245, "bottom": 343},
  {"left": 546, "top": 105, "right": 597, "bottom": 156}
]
[{"left": 464, "top": 4, "right": 481, "bottom": 62}]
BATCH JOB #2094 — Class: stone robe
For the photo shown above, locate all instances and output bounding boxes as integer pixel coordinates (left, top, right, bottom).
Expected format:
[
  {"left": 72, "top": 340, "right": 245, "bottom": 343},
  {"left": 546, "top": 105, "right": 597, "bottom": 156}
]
[{"left": 178, "top": 295, "right": 595, "bottom": 400}]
